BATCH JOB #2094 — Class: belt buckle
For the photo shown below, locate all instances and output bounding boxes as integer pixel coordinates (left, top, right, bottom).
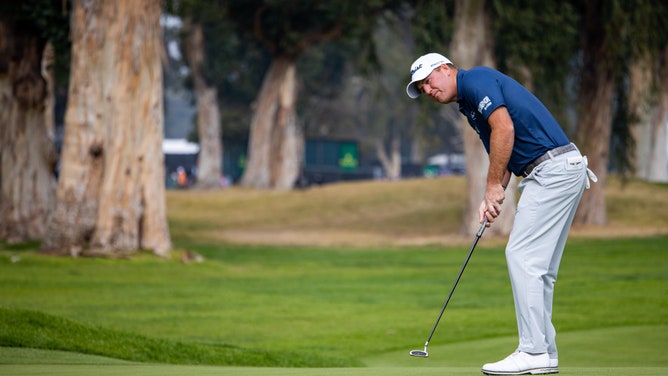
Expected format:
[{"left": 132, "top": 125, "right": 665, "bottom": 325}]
[
  {"left": 523, "top": 144, "right": 573, "bottom": 178},
  {"left": 523, "top": 165, "right": 532, "bottom": 177}
]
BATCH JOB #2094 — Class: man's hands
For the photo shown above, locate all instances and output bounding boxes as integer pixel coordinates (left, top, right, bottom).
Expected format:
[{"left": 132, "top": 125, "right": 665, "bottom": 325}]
[{"left": 479, "top": 183, "right": 506, "bottom": 226}]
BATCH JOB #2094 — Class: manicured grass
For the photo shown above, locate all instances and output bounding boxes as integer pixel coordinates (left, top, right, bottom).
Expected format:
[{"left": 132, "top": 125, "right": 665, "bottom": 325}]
[
  {"left": 1, "top": 236, "right": 667, "bottom": 369},
  {"left": 2, "top": 365, "right": 665, "bottom": 376},
  {"left": 1, "top": 176, "right": 667, "bottom": 373}
]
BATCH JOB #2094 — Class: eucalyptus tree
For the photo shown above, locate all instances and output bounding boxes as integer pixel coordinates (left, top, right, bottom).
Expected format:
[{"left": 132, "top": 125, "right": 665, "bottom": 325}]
[
  {"left": 165, "top": 0, "right": 264, "bottom": 189},
  {"left": 42, "top": 0, "right": 171, "bottom": 257},
  {"left": 226, "top": 0, "right": 404, "bottom": 190},
  {"left": 0, "top": 0, "right": 66, "bottom": 243},
  {"left": 573, "top": 0, "right": 668, "bottom": 225},
  {"left": 183, "top": 18, "right": 224, "bottom": 189},
  {"left": 632, "top": 45, "right": 668, "bottom": 183}
]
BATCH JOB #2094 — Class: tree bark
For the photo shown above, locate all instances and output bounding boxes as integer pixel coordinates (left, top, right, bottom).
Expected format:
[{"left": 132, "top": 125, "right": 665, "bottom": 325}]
[
  {"left": 645, "top": 47, "right": 668, "bottom": 183},
  {"left": 375, "top": 137, "right": 401, "bottom": 180},
  {"left": 42, "top": 0, "right": 170, "bottom": 257},
  {"left": 240, "top": 57, "right": 303, "bottom": 190},
  {"left": 632, "top": 48, "right": 668, "bottom": 183},
  {"left": 0, "top": 19, "right": 56, "bottom": 243},
  {"left": 450, "top": 0, "right": 517, "bottom": 236},
  {"left": 184, "top": 21, "right": 223, "bottom": 189},
  {"left": 573, "top": 0, "right": 615, "bottom": 226}
]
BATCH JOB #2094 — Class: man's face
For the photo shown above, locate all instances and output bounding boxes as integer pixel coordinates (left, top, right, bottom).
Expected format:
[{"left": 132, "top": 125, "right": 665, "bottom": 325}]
[{"left": 417, "top": 65, "right": 456, "bottom": 104}]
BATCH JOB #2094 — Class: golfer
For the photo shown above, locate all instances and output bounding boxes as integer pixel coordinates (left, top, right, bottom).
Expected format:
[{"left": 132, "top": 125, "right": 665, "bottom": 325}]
[{"left": 406, "top": 53, "right": 596, "bottom": 375}]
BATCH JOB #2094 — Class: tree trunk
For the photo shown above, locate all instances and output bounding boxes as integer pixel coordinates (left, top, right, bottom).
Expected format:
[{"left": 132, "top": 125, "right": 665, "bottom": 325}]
[
  {"left": 184, "top": 21, "right": 222, "bottom": 189},
  {"left": 629, "top": 53, "right": 653, "bottom": 179},
  {"left": 240, "top": 57, "right": 303, "bottom": 190},
  {"left": 450, "top": 0, "right": 517, "bottom": 236},
  {"left": 42, "top": 43, "right": 56, "bottom": 149},
  {"left": 573, "top": 0, "right": 615, "bottom": 226},
  {"left": 0, "top": 20, "right": 56, "bottom": 243},
  {"left": 632, "top": 48, "right": 668, "bottom": 183},
  {"left": 375, "top": 137, "right": 401, "bottom": 180},
  {"left": 41, "top": 0, "right": 171, "bottom": 257},
  {"left": 645, "top": 47, "right": 668, "bottom": 182}
]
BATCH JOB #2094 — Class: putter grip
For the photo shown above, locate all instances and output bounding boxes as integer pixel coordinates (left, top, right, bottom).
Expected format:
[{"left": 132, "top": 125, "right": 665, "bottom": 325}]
[{"left": 476, "top": 219, "right": 488, "bottom": 237}]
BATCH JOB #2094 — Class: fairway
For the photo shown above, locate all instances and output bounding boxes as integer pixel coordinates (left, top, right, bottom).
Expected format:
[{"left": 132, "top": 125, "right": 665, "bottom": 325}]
[
  {"left": 2, "top": 238, "right": 667, "bottom": 374},
  {"left": 1, "top": 178, "right": 667, "bottom": 374}
]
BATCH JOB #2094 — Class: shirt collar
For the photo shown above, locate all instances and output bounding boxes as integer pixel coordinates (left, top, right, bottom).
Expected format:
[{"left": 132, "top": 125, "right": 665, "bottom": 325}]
[{"left": 456, "top": 69, "right": 467, "bottom": 103}]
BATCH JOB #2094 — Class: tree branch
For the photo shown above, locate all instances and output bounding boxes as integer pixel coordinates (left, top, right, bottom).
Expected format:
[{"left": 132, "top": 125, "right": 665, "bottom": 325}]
[
  {"left": 253, "top": 5, "right": 276, "bottom": 53},
  {"left": 293, "top": 22, "right": 343, "bottom": 56}
]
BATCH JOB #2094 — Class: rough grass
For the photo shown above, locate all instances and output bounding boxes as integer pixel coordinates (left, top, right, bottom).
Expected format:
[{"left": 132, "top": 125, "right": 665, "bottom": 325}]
[
  {"left": 0, "top": 308, "right": 350, "bottom": 367},
  {"left": 166, "top": 176, "right": 668, "bottom": 247},
  {"left": 167, "top": 177, "right": 468, "bottom": 247}
]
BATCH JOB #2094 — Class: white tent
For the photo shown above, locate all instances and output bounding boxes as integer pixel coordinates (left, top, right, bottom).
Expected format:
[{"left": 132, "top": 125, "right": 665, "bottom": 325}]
[{"left": 162, "top": 139, "right": 200, "bottom": 155}]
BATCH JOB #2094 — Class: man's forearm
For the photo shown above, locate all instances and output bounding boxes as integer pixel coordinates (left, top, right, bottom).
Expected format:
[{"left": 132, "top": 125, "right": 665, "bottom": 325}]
[
  {"left": 488, "top": 140, "right": 512, "bottom": 186},
  {"left": 487, "top": 108, "right": 514, "bottom": 187}
]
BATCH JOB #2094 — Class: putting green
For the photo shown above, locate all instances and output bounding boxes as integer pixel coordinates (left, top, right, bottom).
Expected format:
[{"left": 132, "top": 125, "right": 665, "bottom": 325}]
[
  {"left": 364, "top": 325, "right": 668, "bottom": 367},
  {"left": 1, "top": 364, "right": 664, "bottom": 376},
  {"left": 1, "top": 325, "right": 665, "bottom": 375}
]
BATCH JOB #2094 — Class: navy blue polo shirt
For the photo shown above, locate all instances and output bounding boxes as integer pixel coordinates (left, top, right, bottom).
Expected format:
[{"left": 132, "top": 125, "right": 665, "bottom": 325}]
[{"left": 456, "top": 67, "right": 570, "bottom": 176}]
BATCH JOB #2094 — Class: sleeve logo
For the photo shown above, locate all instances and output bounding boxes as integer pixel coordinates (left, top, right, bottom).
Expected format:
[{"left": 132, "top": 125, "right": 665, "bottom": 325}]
[{"left": 478, "top": 96, "right": 492, "bottom": 113}]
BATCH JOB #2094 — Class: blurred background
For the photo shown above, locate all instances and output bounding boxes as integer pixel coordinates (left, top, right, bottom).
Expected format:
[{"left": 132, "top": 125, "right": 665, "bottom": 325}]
[{"left": 1, "top": 0, "right": 667, "bottom": 256}]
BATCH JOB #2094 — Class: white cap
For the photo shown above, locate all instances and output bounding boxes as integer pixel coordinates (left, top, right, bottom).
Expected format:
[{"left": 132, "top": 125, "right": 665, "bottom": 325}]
[{"left": 406, "top": 53, "right": 452, "bottom": 99}]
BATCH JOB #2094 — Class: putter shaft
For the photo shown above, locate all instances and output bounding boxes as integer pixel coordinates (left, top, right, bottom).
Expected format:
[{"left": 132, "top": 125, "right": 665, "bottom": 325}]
[{"left": 412, "top": 220, "right": 487, "bottom": 356}]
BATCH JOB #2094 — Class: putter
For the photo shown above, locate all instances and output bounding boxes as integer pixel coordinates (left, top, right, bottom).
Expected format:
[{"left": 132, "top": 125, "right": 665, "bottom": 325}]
[{"left": 409, "top": 219, "right": 488, "bottom": 358}]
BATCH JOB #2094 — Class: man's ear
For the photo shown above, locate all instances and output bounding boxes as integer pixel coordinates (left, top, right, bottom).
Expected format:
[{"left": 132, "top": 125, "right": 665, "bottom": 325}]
[{"left": 439, "top": 64, "right": 450, "bottom": 75}]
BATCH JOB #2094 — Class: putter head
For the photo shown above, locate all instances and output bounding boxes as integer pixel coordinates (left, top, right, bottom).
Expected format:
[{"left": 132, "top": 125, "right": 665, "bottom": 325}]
[{"left": 409, "top": 349, "right": 429, "bottom": 357}]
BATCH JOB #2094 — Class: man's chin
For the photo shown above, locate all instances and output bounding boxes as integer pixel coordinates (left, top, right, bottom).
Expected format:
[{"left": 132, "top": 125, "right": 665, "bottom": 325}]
[{"left": 429, "top": 95, "right": 447, "bottom": 104}]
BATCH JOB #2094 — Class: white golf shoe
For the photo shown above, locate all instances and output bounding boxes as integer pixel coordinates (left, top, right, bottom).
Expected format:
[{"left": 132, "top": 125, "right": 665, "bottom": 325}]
[
  {"left": 481, "top": 351, "right": 559, "bottom": 375},
  {"left": 549, "top": 357, "right": 558, "bottom": 368}
]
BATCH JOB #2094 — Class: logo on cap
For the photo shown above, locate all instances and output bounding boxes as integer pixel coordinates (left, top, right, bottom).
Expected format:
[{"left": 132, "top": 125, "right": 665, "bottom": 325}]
[{"left": 410, "top": 64, "right": 423, "bottom": 77}]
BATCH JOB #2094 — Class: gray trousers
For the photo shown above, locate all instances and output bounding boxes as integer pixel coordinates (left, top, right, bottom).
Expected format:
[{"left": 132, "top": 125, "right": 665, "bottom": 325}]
[{"left": 506, "top": 147, "right": 594, "bottom": 358}]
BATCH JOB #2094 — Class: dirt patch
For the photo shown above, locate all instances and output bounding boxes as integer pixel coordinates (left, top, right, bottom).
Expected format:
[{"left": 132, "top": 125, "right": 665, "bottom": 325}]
[
  {"left": 213, "top": 224, "right": 668, "bottom": 249},
  {"left": 217, "top": 229, "right": 456, "bottom": 248}
]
